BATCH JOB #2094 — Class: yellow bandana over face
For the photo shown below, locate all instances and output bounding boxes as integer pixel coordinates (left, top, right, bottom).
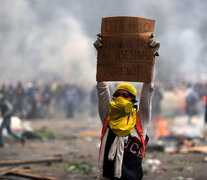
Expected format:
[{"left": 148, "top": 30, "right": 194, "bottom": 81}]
[{"left": 108, "top": 96, "right": 136, "bottom": 137}]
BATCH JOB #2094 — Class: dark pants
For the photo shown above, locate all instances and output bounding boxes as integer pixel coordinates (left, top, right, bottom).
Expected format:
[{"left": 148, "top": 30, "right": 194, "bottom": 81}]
[{"left": 0, "top": 116, "right": 23, "bottom": 146}]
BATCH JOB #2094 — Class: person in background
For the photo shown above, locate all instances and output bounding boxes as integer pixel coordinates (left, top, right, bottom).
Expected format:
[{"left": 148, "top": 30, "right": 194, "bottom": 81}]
[
  {"left": 65, "top": 85, "right": 77, "bottom": 118},
  {"left": 90, "top": 86, "right": 98, "bottom": 117},
  {"left": 151, "top": 85, "right": 163, "bottom": 121},
  {"left": 14, "top": 81, "right": 26, "bottom": 118},
  {"left": 41, "top": 84, "right": 53, "bottom": 118},
  {"left": 204, "top": 83, "right": 207, "bottom": 123},
  {"left": 0, "top": 91, "right": 24, "bottom": 147},
  {"left": 5, "top": 85, "right": 15, "bottom": 106},
  {"left": 202, "top": 83, "right": 207, "bottom": 139},
  {"left": 27, "top": 83, "right": 37, "bottom": 119},
  {"left": 94, "top": 33, "right": 160, "bottom": 180},
  {"left": 185, "top": 84, "right": 200, "bottom": 124}
]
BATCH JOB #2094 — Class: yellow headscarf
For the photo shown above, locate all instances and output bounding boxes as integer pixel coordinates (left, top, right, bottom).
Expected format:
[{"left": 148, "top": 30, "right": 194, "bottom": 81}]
[
  {"left": 108, "top": 83, "right": 137, "bottom": 137},
  {"left": 114, "top": 83, "right": 137, "bottom": 97}
]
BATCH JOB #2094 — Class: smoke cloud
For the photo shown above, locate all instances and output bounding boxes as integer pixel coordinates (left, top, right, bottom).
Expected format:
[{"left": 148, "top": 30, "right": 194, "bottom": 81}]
[
  {"left": 0, "top": 0, "right": 96, "bottom": 84},
  {"left": 0, "top": 0, "right": 206, "bottom": 85}
]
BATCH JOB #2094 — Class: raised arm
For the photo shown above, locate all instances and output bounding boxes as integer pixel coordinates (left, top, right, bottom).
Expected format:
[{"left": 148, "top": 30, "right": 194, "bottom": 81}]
[
  {"left": 138, "top": 34, "right": 160, "bottom": 136},
  {"left": 96, "top": 82, "right": 110, "bottom": 124},
  {"left": 94, "top": 34, "right": 111, "bottom": 124},
  {"left": 138, "top": 66, "right": 155, "bottom": 135}
]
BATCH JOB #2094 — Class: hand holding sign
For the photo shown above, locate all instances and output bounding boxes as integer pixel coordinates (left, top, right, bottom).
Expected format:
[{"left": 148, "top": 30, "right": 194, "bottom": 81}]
[
  {"left": 95, "top": 16, "right": 159, "bottom": 83},
  {"left": 93, "top": 34, "right": 103, "bottom": 49},
  {"left": 94, "top": 33, "right": 160, "bottom": 55},
  {"left": 148, "top": 34, "right": 160, "bottom": 56}
]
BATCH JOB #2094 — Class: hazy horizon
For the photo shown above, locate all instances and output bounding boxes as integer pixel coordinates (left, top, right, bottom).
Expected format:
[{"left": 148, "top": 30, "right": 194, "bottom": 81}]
[{"left": 0, "top": 0, "right": 206, "bottom": 85}]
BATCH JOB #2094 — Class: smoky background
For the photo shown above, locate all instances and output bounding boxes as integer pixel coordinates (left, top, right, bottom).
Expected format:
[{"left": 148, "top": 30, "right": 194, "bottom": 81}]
[
  {"left": 0, "top": 0, "right": 206, "bottom": 85},
  {"left": 0, "top": 2, "right": 207, "bottom": 179}
]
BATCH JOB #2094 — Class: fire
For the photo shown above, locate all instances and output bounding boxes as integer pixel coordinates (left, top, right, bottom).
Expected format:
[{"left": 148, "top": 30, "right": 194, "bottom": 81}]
[{"left": 156, "top": 117, "right": 169, "bottom": 138}]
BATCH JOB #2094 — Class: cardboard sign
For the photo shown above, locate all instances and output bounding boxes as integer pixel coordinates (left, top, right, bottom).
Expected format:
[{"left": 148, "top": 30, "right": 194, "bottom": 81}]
[{"left": 96, "top": 16, "right": 155, "bottom": 83}]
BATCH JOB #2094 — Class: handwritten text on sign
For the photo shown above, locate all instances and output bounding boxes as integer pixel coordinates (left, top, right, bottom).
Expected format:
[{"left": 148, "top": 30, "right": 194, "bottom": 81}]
[
  {"left": 98, "top": 36, "right": 153, "bottom": 63},
  {"left": 96, "top": 17, "right": 155, "bottom": 82}
]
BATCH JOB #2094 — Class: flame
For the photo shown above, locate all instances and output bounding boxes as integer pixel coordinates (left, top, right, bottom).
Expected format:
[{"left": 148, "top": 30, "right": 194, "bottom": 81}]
[{"left": 156, "top": 116, "right": 169, "bottom": 138}]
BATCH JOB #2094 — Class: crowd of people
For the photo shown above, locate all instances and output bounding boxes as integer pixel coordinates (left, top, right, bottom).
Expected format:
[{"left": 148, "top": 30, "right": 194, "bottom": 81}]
[
  {"left": 151, "top": 81, "right": 207, "bottom": 124},
  {"left": 0, "top": 80, "right": 206, "bottom": 122},
  {"left": 0, "top": 81, "right": 98, "bottom": 119}
]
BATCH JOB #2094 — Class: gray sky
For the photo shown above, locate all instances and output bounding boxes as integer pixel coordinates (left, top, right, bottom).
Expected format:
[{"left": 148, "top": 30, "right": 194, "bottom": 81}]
[{"left": 0, "top": 0, "right": 206, "bottom": 85}]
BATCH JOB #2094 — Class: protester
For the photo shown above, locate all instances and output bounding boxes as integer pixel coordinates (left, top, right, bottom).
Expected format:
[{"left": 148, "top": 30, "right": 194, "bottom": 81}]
[
  {"left": 205, "top": 98, "right": 207, "bottom": 123},
  {"left": 94, "top": 34, "right": 160, "bottom": 180},
  {"left": 4, "top": 85, "right": 15, "bottom": 106},
  {"left": 90, "top": 86, "right": 98, "bottom": 117},
  {"left": 0, "top": 91, "right": 24, "bottom": 147},
  {"left": 65, "top": 85, "right": 77, "bottom": 118},
  {"left": 14, "top": 81, "right": 26, "bottom": 118},
  {"left": 41, "top": 84, "right": 53, "bottom": 117},
  {"left": 204, "top": 83, "right": 207, "bottom": 123},
  {"left": 27, "top": 83, "right": 37, "bottom": 119},
  {"left": 152, "top": 85, "right": 163, "bottom": 120},
  {"left": 54, "top": 84, "right": 66, "bottom": 114},
  {"left": 185, "top": 84, "right": 200, "bottom": 124}
]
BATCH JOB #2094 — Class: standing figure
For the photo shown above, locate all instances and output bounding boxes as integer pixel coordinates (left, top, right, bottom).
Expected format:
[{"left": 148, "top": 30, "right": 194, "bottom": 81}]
[
  {"left": 0, "top": 92, "right": 24, "bottom": 147},
  {"left": 41, "top": 85, "right": 53, "bottom": 117},
  {"left": 151, "top": 85, "right": 163, "bottom": 120},
  {"left": 185, "top": 84, "right": 200, "bottom": 124},
  {"left": 65, "top": 85, "right": 77, "bottom": 118},
  {"left": 27, "top": 84, "right": 37, "bottom": 119},
  {"left": 94, "top": 34, "right": 160, "bottom": 180},
  {"left": 205, "top": 97, "right": 207, "bottom": 123},
  {"left": 14, "top": 81, "right": 26, "bottom": 118},
  {"left": 90, "top": 86, "right": 98, "bottom": 117}
]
